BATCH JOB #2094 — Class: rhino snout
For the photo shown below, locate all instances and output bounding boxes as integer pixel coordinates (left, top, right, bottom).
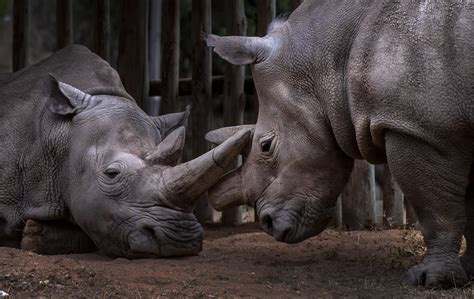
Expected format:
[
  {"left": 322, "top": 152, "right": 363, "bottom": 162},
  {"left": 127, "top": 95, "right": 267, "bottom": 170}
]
[
  {"left": 258, "top": 201, "right": 334, "bottom": 244},
  {"left": 100, "top": 207, "right": 204, "bottom": 258},
  {"left": 126, "top": 220, "right": 203, "bottom": 258},
  {"left": 259, "top": 211, "right": 292, "bottom": 243}
]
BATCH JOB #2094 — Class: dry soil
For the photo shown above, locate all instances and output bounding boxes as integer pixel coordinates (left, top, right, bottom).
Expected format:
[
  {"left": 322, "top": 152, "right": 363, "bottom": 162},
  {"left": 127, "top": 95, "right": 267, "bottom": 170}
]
[{"left": 1, "top": 223, "right": 473, "bottom": 298}]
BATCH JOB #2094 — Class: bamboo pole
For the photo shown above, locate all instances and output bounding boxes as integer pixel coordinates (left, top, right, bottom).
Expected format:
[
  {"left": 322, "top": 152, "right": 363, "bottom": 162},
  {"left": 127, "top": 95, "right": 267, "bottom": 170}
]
[
  {"left": 12, "top": 0, "right": 29, "bottom": 71},
  {"left": 160, "top": 0, "right": 180, "bottom": 114},
  {"left": 191, "top": 0, "right": 213, "bottom": 223},
  {"left": 117, "top": 0, "right": 149, "bottom": 109},
  {"left": 56, "top": 0, "right": 73, "bottom": 49},
  {"left": 94, "top": 0, "right": 110, "bottom": 61},
  {"left": 221, "top": 0, "right": 247, "bottom": 226}
]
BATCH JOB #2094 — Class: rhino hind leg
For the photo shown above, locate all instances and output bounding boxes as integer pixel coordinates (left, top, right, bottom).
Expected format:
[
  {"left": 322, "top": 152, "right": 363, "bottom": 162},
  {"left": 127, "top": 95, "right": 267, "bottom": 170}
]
[
  {"left": 460, "top": 164, "right": 474, "bottom": 279},
  {"left": 385, "top": 132, "right": 470, "bottom": 288},
  {"left": 21, "top": 219, "right": 96, "bottom": 255}
]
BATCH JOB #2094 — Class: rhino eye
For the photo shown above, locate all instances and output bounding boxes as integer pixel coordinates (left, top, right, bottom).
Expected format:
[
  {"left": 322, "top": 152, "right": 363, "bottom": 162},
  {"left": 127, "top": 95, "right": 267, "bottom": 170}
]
[
  {"left": 261, "top": 140, "right": 272, "bottom": 152},
  {"left": 104, "top": 168, "right": 120, "bottom": 179}
]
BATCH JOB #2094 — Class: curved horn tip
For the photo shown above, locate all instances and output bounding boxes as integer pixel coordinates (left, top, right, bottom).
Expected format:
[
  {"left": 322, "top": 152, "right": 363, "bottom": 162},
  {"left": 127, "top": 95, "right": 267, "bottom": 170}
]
[
  {"left": 203, "top": 33, "right": 218, "bottom": 47},
  {"left": 205, "top": 125, "right": 255, "bottom": 145},
  {"left": 225, "top": 129, "right": 252, "bottom": 147}
]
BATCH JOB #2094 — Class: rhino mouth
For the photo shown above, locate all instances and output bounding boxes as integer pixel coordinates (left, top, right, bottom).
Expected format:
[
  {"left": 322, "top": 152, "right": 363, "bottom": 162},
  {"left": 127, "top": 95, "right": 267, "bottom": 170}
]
[
  {"left": 127, "top": 220, "right": 203, "bottom": 258},
  {"left": 102, "top": 206, "right": 203, "bottom": 258},
  {"left": 257, "top": 197, "right": 335, "bottom": 244}
]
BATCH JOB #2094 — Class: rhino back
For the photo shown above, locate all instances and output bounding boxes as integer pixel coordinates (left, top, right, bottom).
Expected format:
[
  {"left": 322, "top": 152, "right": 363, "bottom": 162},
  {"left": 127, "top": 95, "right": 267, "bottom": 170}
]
[{"left": 346, "top": 1, "right": 473, "bottom": 161}]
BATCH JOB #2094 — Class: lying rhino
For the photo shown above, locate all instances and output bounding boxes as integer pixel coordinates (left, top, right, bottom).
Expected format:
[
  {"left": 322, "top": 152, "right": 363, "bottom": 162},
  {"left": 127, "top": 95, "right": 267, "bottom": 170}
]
[
  {"left": 205, "top": 0, "right": 473, "bottom": 288},
  {"left": 0, "top": 45, "right": 250, "bottom": 258}
]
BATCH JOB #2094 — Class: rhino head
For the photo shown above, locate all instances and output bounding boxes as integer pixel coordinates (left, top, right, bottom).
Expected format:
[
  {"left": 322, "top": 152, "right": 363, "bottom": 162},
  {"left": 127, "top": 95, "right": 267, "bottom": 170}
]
[
  {"left": 204, "top": 22, "right": 354, "bottom": 243},
  {"left": 49, "top": 78, "right": 250, "bottom": 257}
]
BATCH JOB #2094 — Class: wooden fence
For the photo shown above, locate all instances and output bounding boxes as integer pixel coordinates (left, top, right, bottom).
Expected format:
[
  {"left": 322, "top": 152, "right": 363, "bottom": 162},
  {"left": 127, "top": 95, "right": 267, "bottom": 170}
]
[{"left": 10, "top": 0, "right": 415, "bottom": 230}]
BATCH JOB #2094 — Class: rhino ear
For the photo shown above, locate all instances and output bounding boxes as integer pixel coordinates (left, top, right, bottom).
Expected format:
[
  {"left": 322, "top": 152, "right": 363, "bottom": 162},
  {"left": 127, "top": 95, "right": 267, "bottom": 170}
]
[
  {"left": 146, "top": 126, "right": 186, "bottom": 166},
  {"left": 152, "top": 105, "right": 191, "bottom": 138},
  {"left": 204, "top": 34, "right": 275, "bottom": 65},
  {"left": 206, "top": 125, "right": 255, "bottom": 145},
  {"left": 49, "top": 74, "right": 97, "bottom": 115}
]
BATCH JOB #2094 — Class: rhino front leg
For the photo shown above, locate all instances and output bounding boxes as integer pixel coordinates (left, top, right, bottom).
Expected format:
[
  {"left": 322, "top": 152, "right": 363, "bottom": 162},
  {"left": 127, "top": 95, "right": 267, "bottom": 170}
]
[
  {"left": 386, "top": 132, "right": 471, "bottom": 288},
  {"left": 460, "top": 165, "right": 474, "bottom": 278},
  {"left": 21, "top": 220, "right": 96, "bottom": 254}
]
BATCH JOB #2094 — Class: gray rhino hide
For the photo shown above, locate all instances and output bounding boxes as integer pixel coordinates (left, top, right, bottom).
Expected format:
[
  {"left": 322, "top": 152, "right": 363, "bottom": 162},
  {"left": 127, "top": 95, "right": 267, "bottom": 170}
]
[{"left": 0, "top": 46, "right": 130, "bottom": 248}]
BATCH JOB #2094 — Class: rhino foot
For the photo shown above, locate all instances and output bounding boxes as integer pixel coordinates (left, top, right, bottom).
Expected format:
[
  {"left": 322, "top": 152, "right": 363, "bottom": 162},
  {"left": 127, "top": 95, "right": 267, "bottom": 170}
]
[
  {"left": 21, "top": 219, "right": 96, "bottom": 255},
  {"left": 401, "top": 258, "right": 468, "bottom": 289}
]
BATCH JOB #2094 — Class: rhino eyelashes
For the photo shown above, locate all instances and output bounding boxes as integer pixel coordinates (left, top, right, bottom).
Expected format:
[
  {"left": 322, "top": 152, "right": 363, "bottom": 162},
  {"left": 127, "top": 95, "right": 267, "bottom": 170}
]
[
  {"left": 261, "top": 140, "right": 272, "bottom": 152},
  {"left": 104, "top": 168, "right": 121, "bottom": 179}
]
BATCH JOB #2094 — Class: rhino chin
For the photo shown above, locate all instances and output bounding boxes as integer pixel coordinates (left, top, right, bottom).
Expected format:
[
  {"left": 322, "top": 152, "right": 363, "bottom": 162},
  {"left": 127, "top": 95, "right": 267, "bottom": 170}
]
[
  {"left": 123, "top": 222, "right": 203, "bottom": 258},
  {"left": 284, "top": 217, "right": 331, "bottom": 244}
]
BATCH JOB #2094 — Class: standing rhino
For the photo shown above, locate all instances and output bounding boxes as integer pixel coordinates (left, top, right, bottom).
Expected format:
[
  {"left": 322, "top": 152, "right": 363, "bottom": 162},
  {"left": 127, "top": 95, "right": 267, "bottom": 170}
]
[
  {"left": 0, "top": 45, "right": 250, "bottom": 258},
  {"left": 205, "top": 0, "right": 473, "bottom": 288}
]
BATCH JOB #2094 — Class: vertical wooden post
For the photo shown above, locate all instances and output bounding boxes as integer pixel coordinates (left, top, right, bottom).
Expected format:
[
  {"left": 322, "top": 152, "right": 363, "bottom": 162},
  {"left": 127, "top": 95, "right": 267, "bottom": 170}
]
[
  {"left": 56, "top": 0, "right": 73, "bottom": 49},
  {"left": 341, "top": 161, "right": 378, "bottom": 229},
  {"left": 148, "top": 0, "right": 162, "bottom": 116},
  {"left": 253, "top": 0, "right": 275, "bottom": 123},
  {"left": 149, "top": 0, "right": 162, "bottom": 82},
  {"left": 160, "top": 0, "right": 180, "bottom": 114},
  {"left": 382, "top": 165, "right": 406, "bottom": 227},
  {"left": 221, "top": 0, "right": 247, "bottom": 226},
  {"left": 95, "top": 0, "right": 110, "bottom": 61},
  {"left": 13, "top": 0, "right": 29, "bottom": 71},
  {"left": 191, "top": 0, "right": 213, "bottom": 223},
  {"left": 117, "top": 0, "right": 149, "bottom": 109}
]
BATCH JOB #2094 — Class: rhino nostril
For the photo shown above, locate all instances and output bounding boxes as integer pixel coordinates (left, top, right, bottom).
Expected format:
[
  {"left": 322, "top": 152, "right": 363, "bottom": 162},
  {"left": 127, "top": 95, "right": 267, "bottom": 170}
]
[
  {"left": 275, "top": 227, "right": 291, "bottom": 242},
  {"left": 260, "top": 214, "right": 273, "bottom": 233},
  {"left": 142, "top": 226, "right": 156, "bottom": 239}
]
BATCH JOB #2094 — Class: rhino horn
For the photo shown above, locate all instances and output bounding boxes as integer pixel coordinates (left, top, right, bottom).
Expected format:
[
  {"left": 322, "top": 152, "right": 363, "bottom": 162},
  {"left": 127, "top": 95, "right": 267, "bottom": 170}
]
[
  {"left": 206, "top": 125, "right": 254, "bottom": 157},
  {"left": 161, "top": 129, "right": 251, "bottom": 209},
  {"left": 205, "top": 125, "right": 255, "bottom": 145},
  {"left": 208, "top": 169, "right": 247, "bottom": 211},
  {"left": 146, "top": 126, "right": 185, "bottom": 166},
  {"left": 204, "top": 34, "right": 275, "bottom": 65}
]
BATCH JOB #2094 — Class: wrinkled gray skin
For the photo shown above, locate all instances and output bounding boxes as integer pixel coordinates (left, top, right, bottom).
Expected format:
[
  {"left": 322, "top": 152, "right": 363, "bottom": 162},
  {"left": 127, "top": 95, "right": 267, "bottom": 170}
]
[
  {"left": 0, "top": 45, "right": 250, "bottom": 258},
  {"left": 205, "top": 0, "right": 473, "bottom": 288}
]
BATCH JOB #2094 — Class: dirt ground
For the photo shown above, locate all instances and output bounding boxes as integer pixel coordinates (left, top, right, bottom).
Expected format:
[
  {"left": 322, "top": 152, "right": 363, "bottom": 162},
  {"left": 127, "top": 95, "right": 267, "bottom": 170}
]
[{"left": 1, "top": 223, "right": 473, "bottom": 298}]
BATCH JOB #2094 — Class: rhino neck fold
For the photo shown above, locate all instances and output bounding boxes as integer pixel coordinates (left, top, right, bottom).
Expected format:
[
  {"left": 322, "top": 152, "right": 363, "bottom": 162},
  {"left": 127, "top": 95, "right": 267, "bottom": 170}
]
[
  {"left": 22, "top": 105, "right": 71, "bottom": 221},
  {"left": 289, "top": 1, "right": 375, "bottom": 160}
]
